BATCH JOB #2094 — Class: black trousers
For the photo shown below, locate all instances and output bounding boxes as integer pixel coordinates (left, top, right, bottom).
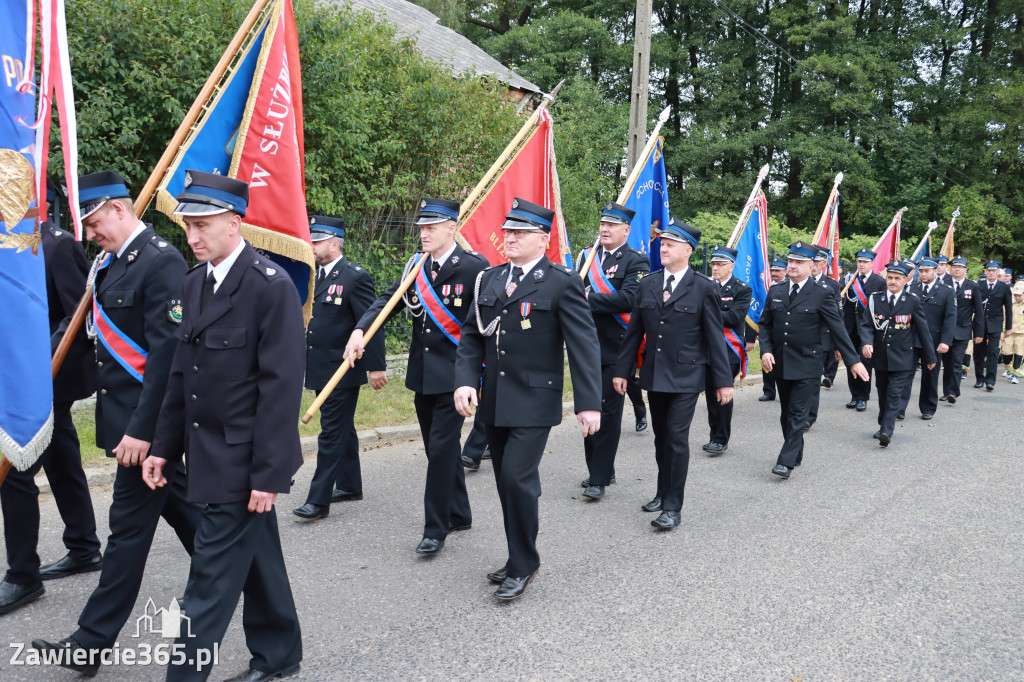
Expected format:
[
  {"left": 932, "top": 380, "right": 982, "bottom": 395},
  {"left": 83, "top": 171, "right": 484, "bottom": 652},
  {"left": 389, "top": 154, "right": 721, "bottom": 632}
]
[
  {"left": 583, "top": 364, "right": 625, "bottom": 486},
  {"left": 625, "top": 373, "right": 646, "bottom": 420},
  {"left": 775, "top": 377, "right": 818, "bottom": 468},
  {"left": 823, "top": 344, "right": 839, "bottom": 381},
  {"left": 167, "top": 504, "right": 301, "bottom": 682},
  {"left": 900, "top": 348, "right": 941, "bottom": 415},
  {"left": 1, "top": 402, "right": 100, "bottom": 585},
  {"left": 648, "top": 391, "right": 700, "bottom": 513},
  {"left": 808, "top": 350, "right": 833, "bottom": 426},
  {"left": 305, "top": 386, "right": 360, "bottom": 505},
  {"left": 485, "top": 425, "right": 549, "bottom": 578},
  {"left": 462, "top": 414, "right": 488, "bottom": 463},
  {"left": 943, "top": 338, "right": 970, "bottom": 397},
  {"left": 705, "top": 358, "right": 739, "bottom": 444},
  {"left": 975, "top": 332, "right": 1002, "bottom": 386},
  {"left": 414, "top": 392, "right": 470, "bottom": 540},
  {"left": 875, "top": 368, "right": 914, "bottom": 437},
  {"left": 73, "top": 461, "right": 200, "bottom": 650},
  {"left": 761, "top": 368, "right": 777, "bottom": 398}
]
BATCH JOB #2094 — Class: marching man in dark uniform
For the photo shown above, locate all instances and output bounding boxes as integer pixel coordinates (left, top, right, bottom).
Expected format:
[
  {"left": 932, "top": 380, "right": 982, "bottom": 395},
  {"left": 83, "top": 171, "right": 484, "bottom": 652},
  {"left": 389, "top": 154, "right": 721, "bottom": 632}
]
[
  {"left": 32, "top": 171, "right": 200, "bottom": 676},
  {"left": 347, "top": 198, "right": 488, "bottom": 555},
  {"left": 812, "top": 247, "right": 842, "bottom": 395},
  {"left": 859, "top": 261, "right": 937, "bottom": 447},
  {"left": 612, "top": 219, "right": 734, "bottom": 527},
  {"left": 293, "top": 216, "right": 386, "bottom": 520},
  {"left": 574, "top": 201, "right": 650, "bottom": 500},
  {"left": 936, "top": 256, "right": 953, "bottom": 286},
  {"left": 1, "top": 195, "right": 101, "bottom": 615},
  {"left": 941, "top": 256, "right": 984, "bottom": 402},
  {"left": 454, "top": 197, "right": 601, "bottom": 600},
  {"left": 759, "top": 258, "right": 788, "bottom": 402},
  {"left": 143, "top": 171, "right": 304, "bottom": 682},
  {"left": 702, "top": 246, "right": 751, "bottom": 454},
  {"left": 759, "top": 242, "right": 868, "bottom": 478},
  {"left": 843, "top": 248, "right": 886, "bottom": 411},
  {"left": 975, "top": 261, "right": 1014, "bottom": 391},
  {"left": 901, "top": 258, "right": 955, "bottom": 419}
]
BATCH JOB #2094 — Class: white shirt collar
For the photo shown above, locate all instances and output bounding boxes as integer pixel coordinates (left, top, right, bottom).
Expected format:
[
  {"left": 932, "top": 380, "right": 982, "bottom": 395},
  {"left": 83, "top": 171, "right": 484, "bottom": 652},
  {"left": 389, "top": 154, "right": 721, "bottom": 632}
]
[
  {"left": 321, "top": 254, "right": 344, "bottom": 278},
  {"left": 431, "top": 242, "right": 458, "bottom": 269},
  {"left": 205, "top": 239, "right": 247, "bottom": 292},
  {"left": 953, "top": 277, "right": 965, "bottom": 286},
  {"left": 116, "top": 221, "right": 148, "bottom": 258},
  {"left": 603, "top": 241, "right": 626, "bottom": 261},
  {"left": 664, "top": 265, "right": 689, "bottom": 292},
  {"left": 509, "top": 254, "right": 545, "bottom": 282},
  {"left": 790, "top": 275, "right": 809, "bottom": 292}
]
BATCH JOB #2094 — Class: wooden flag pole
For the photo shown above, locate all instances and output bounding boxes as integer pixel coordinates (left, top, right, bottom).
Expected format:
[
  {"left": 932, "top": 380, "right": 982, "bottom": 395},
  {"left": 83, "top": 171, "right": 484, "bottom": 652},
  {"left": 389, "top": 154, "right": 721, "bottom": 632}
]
[
  {"left": 840, "top": 206, "right": 907, "bottom": 298},
  {"left": 50, "top": 0, "right": 274, "bottom": 381},
  {"left": 578, "top": 105, "right": 671, "bottom": 281},
  {"left": 301, "top": 82, "right": 567, "bottom": 424},
  {"left": 811, "top": 172, "right": 843, "bottom": 245},
  {"left": 726, "top": 164, "right": 771, "bottom": 248}
]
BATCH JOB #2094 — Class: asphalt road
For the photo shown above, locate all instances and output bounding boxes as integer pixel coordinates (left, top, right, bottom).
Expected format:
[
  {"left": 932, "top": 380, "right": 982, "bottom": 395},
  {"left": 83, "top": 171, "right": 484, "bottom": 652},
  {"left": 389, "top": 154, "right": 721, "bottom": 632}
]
[{"left": 2, "top": 372, "right": 1022, "bottom": 681}]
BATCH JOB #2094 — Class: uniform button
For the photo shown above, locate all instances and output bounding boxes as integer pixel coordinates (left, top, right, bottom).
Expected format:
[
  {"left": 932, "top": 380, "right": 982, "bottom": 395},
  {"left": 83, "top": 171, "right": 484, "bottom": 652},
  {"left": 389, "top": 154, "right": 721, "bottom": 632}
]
[
  {"left": 183, "top": 334, "right": 190, "bottom": 342},
  {"left": 657, "top": 348, "right": 662, "bottom": 352},
  {"left": 193, "top": 365, "right": 199, "bottom": 373},
  {"left": 192, "top": 422, "right": 199, "bottom": 430},
  {"left": 501, "top": 330, "right": 506, "bottom": 336},
  {"left": 548, "top": 381, "right": 553, "bottom": 385},
  {"left": 424, "top": 347, "right": 430, "bottom": 352},
  {"left": 500, "top": 350, "right": 505, "bottom": 356},
  {"left": 426, "top": 328, "right": 431, "bottom": 333},
  {"left": 502, "top": 309, "right": 508, "bottom": 314},
  {"left": 499, "top": 371, "right": 505, "bottom": 376},
  {"left": 116, "top": 299, "right": 122, "bottom": 304},
  {"left": 190, "top": 394, "right": 197, "bottom": 402},
  {"left": 785, "top": 322, "right": 789, "bottom": 326},
  {"left": 97, "top": 361, "right": 104, "bottom": 368},
  {"left": 100, "top": 388, "right": 107, "bottom": 395},
  {"left": 308, "top": 345, "right": 313, "bottom": 350},
  {"left": 660, "top": 321, "right": 664, "bottom": 325},
  {"left": 193, "top": 338, "right": 199, "bottom": 344},
  {"left": 658, "top": 334, "right": 663, "bottom": 339},
  {"left": 223, "top": 340, "right": 230, "bottom": 347}
]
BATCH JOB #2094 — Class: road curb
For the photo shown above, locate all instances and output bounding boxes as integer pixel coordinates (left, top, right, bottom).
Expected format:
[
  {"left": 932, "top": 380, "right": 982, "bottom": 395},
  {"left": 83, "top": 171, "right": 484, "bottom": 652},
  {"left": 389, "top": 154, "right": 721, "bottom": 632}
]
[{"left": 39, "top": 379, "right": 767, "bottom": 496}]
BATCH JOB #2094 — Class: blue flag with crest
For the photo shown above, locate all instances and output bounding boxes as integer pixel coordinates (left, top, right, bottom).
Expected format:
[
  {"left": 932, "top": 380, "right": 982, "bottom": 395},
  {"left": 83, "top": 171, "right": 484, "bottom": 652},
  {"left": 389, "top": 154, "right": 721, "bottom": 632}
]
[
  {"left": 732, "top": 191, "right": 771, "bottom": 325},
  {"left": 623, "top": 137, "right": 670, "bottom": 272}
]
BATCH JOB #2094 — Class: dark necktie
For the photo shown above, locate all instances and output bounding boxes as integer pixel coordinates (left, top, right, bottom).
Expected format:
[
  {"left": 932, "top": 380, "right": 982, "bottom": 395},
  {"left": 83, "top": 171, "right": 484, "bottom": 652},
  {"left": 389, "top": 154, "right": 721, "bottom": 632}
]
[
  {"left": 201, "top": 271, "right": 216, "bottom": 312},
  {"left": 790, "top": 283, "right": 798, "bottom": 297},
  {"left": 316, "top": 267, "right": 325, "bottom": 288},
  {"left": 431, "top": 259, "right": 441, "bottom": 281},
  {"left": 889, "top": 294, "right": 896, "bottom": 307},
  {"left": 506, "top": 266, "right": 523, "bottom": 296},
  {"left": 663, "top": 274, "right": 674, "bottom": 302},
  {"left": 955, "top": 282, "right": 960, "bottom": 297}
]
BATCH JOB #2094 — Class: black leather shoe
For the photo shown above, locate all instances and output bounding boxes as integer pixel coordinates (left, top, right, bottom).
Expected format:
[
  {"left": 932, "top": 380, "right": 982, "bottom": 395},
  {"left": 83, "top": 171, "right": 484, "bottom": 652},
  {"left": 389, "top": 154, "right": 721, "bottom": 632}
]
[
  {"left": 896, "top": 411, "right": 905, "bottom": 421},
  {"left": 38, "top": 551, "right": 103, "bottom": 581},
  {"left": 222, "top": 663, "right": 301, "bottom": 682},
  {"left": 804, "top": 422, "right": 812, "bottom": 431},
  {"left": 947, "top": 395, "right": 957, "bottom": 404},
  {"left": 771, "top": 464, "right": 791, "bottom": 479},
  {"left": 651, "top": 511, "right": 680, "bottom": 530},
  {"left": 873, "top": 430, "right": 881, "bottom": 440},
  {"left": 330, "top": 489, "right": 363, "bottom": 502},
  {"left": 846, "top": 399, "right": 858, "bottom": 408},
  {"left": 921, "top": 413, "right": 934, "bottom": 420},
  {"left": 856, "top": 401, "right": 867, "bottom": 411},
  {"left": 986, "top": 384, "right": 994, "bottom": 392},
  {"left": 480, "top": 449, "right": 492, "bottom": 460},
  {"left": 580, "top": 476, "right": 615, "bottom": 487},
  {"left": 821, "top": 377, "right": 833, "bottom": 388},
  {"left": 582, "top": 485, "right": 605, "bottom": 500},
  {"left": 641, "top": 497, "right": 662, "bottom": 512},
  {"left": 635, "top": 416, "right": 648, "bottom": 432},
  {"left": 486, "top": 567, "right": 507, "bottom": 584},
  {"left": 449, "top": 522, "right": 472, "bottom": 532},
  {"left": 29, "top": 637, "right": 99, "bottom": 675},
  {"left": 938, "top": 395, "right": 948, "bottom": 402},
  {"left": 879, "top": 432, "right": 890, "bottom": 447},
  {"left": 759, "top": 393, "right": 775, "bottom": 402},
  {"left": 974, "top": 380, "right": 984, "bottom": 388},
  {"left": 292, "top": 503, "right": 329, "bottom": 521},
  {"left": 494, "top": 570, "right": 537, "bottom": 600},
  {"left": 0, "top": 579, "right": 44, "bottom": 614},
  {"left": 702, "top": 441, "right": 727, "bottom": 454},
  {"left": 415, "top": 538, "right": 444, "bottom": 555},
  {"left": 461, "top": 455, "right": 480, "bottom": 471}
]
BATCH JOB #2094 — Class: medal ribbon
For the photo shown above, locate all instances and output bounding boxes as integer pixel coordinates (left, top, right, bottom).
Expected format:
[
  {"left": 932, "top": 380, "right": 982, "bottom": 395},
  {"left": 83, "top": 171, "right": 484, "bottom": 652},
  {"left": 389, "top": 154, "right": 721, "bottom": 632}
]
[
  {"left": 584, "top": 248, "right": 631, "bottom": 330},
  {"left": 413, "top": 253, "right": 462, "bottom": 345},
  {"left": 92, "top": 254, "right": 148, "bottom": 382},
  {"left": 520, "top": 302, "right": 531, "bottom": 319}
]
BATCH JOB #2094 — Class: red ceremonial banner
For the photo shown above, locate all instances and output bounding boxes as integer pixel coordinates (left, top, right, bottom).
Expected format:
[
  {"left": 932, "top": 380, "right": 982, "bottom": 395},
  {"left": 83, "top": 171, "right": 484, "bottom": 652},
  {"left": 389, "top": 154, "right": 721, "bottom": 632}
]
[{"left": 872, "top": 213, "right": 902, "bottom": 274}]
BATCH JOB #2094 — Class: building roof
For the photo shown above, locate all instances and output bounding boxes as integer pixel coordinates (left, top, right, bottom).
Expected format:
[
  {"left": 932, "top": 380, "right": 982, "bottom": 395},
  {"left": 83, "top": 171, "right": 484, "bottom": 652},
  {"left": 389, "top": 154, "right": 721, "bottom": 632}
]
[{"left": 336, "top": 0, "right": 541, "bottom": 94}]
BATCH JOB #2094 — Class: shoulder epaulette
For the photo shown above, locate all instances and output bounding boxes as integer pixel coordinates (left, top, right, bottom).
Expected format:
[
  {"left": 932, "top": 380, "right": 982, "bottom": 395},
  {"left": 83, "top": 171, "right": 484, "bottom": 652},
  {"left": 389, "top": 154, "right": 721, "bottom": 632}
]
[{"left": 252, "top": 258, "right": 284, "bottom": 280}]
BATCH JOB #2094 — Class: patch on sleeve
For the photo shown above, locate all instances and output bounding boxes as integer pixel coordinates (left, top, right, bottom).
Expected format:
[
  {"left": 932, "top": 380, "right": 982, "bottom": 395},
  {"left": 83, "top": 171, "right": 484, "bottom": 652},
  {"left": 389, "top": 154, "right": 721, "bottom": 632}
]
[{"left": 168, "top": 299, "right": 183, "bottom": 325}]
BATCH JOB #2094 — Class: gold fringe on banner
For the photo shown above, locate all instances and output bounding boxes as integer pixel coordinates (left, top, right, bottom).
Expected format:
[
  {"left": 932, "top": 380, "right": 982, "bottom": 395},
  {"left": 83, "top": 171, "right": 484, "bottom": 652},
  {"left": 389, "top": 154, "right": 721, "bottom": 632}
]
[{"left": 241, "top": 224, "right": 315, "bottom": 324}]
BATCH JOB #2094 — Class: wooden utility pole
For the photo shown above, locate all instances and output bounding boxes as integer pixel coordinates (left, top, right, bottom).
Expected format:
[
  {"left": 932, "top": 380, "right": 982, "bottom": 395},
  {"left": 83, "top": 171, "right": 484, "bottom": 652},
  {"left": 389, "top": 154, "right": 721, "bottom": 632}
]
[{"left": 626, "top": 0, "right": 653, "bottom": 171}]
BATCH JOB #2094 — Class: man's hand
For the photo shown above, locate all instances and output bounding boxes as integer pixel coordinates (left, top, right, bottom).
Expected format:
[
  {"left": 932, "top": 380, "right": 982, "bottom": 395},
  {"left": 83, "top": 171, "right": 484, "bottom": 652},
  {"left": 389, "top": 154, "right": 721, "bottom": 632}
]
[
  {"left": 760, "top": 352, "right": 775, "bottom": 373},
  {"left": 1002, "top": 330, "right": 1011, "bottom": 340},
  {"left": 937, "top": 343, "right": 950, "bottom": 354},
  {"left": 369, "top": 370, "right": 388, "bottom": 390},
  {"left": 850, "top": 362, "right": 870, "bottom": 381},
  {"left": 453, "top": 386, "right": 477, "bottom": 418},
  {"left": 141, "top": 456, "right": 168, "bottom": 490},
  {"left": 974, "top": 336, "right": 984, "bottom": 345},
  {"left": 926, "top": 362, "right": 936, "bottom": 370},
  {"left": 113, "top": 435, "right": 150, "bottom": 467},
  {"left": 612, "top": 377, "right": 627, "bottom": 395},
  {"left": 577, "top": 410, "right": 600, "bottom": 438},
  {"left": 716, "top": 386, "right": 734, "bottom": 405},
  {"left": 344, "top": 329, "right": 366, "bottom": 365},
  {"left": 248, "top": 491, "right": 277, "bottom": 513},
  {"left": 862, "top": 344, "right": 874, "bottom": 359},
  {"left": 835, "top": 349, "right": 842, "bottom": 362},
  {"left": 745, "top": 342, "right": 755, "bottom": 352}
]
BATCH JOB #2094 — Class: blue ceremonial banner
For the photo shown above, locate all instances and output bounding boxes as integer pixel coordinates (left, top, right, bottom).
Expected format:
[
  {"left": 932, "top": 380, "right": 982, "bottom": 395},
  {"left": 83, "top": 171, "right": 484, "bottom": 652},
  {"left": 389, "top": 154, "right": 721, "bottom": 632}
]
[
  {"left": 623, "top": 137, "right": 670, "bottom": 272},
  {"left": 733, "top": 191, "right": 771, "bottom": 324},
  {"left": 1, "top": 0, "right": 54, "bottom": 468},
  {"left": 910, "top": 234, "right": 931, "bottom": 261}
]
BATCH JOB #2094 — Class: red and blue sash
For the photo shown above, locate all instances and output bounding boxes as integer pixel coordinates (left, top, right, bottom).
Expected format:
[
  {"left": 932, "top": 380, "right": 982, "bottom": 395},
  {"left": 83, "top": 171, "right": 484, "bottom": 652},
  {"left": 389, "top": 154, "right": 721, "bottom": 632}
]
[
  {"left": 413, "top": 254, "right": 462, "bottom": 345},
  {"left": 92, "top": 255, "right": 147, "bottom": 382},
  {"left": 723, "top": 327, "right": 748, "bottom": 378},
  {"left": 583, "top": 248, "right": 630, "bottom": 330},
  {"left": 851, "top": 276, "right": 869, "bottom": 307}
]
